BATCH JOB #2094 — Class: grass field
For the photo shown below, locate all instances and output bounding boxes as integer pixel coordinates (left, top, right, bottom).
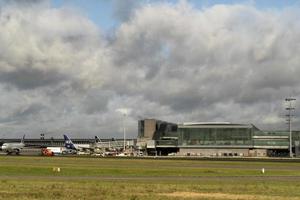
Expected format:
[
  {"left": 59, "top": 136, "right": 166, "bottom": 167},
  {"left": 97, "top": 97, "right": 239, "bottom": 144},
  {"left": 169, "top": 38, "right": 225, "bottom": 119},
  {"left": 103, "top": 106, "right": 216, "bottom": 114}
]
[{"left": 0, "top": 156, "right": 300, "bottom": 200}]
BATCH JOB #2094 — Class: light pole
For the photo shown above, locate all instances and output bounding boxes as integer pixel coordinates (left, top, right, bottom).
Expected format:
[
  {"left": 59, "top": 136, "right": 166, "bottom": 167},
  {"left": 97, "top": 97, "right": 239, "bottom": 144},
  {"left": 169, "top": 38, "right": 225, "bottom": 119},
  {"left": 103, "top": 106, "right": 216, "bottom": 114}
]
[
  {"left": 286, "top": 97, "right": 296, "bottom": 158},
  {"left": 116, "top": 108, "right": 128, "bottom": 152},
  {"left": 122, "top": 112, "right": 126, "bottom": 151}
]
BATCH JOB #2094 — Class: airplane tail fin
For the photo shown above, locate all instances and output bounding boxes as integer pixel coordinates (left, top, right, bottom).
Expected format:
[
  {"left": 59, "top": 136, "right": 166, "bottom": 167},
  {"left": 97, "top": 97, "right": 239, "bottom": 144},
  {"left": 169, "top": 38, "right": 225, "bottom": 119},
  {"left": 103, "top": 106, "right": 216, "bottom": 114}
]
[
  {"left": 21, "top": 134, "right": 25, "bottom": 143},
  {"left": 95, "top": 136, "right": 102, "bottom": 143},
  {"left": 63, "top": 134, "right": 76, "bottom": 150}
]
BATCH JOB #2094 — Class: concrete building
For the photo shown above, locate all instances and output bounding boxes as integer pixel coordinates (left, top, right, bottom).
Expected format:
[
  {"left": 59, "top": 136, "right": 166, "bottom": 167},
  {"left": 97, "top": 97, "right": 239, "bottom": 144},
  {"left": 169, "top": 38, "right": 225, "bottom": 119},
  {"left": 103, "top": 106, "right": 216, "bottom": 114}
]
[{"left": 138, "top": 119, "right": 300, "bottom": 157}]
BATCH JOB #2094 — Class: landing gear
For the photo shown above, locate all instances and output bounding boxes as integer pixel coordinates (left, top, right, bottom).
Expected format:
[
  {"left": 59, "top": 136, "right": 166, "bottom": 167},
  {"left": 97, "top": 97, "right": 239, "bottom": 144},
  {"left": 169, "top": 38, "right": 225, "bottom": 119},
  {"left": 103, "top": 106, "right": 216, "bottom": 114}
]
[{"left": 6, "top": 150, "right": 20, "bottom": 155}]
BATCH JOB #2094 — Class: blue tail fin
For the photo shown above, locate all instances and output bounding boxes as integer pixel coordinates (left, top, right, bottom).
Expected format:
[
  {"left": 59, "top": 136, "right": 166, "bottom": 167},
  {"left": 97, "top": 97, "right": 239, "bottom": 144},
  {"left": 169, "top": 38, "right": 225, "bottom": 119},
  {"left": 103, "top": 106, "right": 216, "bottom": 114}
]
[
  {"left": 21, "top": 134, "right": 25, "bottom": 143},
  {"left": 63, "top": 134, "right": 76, "bottom": 150},
  {"left": 95, "top": 136, "right": 101, "bottom": 143}
]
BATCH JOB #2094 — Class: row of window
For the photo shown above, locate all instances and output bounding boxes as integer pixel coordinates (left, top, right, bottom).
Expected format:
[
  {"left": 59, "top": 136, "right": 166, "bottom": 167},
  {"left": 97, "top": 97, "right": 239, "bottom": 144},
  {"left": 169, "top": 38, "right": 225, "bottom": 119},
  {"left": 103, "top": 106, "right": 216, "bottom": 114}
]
[
  {"left": 179, "top": 128, "right": 252, "bottom": 141},
  {"left": 162, "top": 128, "right": 295, "bottom": 147}
]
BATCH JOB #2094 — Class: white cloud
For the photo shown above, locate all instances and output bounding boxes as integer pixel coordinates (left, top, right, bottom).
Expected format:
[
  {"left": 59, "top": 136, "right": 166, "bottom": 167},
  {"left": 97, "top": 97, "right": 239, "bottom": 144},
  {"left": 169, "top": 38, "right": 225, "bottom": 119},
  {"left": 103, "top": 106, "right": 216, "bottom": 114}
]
[{"left": 0, "top": 1, "right": 299, "bottom": 138}]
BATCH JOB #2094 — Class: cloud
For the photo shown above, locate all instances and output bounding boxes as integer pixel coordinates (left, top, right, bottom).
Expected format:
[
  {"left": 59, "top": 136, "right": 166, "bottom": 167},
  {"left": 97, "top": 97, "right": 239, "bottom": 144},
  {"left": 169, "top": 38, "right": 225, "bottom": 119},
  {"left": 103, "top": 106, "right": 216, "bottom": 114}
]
[
  {"left": 0, "top": 1, "right": 105, "bottom": 88},
  {"left": 0, "top": 1, "right": 300, "bottom": 138},
  {"left": 112, "top": 0, "right": 141, "bottom": 22},
  {"left": 110, "top": 3, "right": 300, "bottom": 129},
  {"left": 0, "top": 68, "right": 68, "bottom": 90}
]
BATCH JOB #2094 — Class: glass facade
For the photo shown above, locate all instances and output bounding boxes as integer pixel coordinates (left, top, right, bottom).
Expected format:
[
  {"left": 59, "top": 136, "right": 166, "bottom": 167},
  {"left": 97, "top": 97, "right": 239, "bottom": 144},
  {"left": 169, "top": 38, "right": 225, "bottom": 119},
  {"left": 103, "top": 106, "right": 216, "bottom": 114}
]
[
  {"left": 292, "top": 131, "right": 300, "bottom": 141},
  {"left": 177, "top": 125, "right": 253, "bottom": 147},
  {"left": 253, "top": 139, "right": 289, "bottom": 147},
  {"left": 139, "top": 119, "right": 300, "bottom": 151},
  {"left": 138, "top": 120, "right": 145, "bottom": 138},
  {"left": 252, "top": 131, "right": 289, "bottom": 148},
  {"left": 138, "top": 119, "right": 178, "bottom": 140},
  {"left": 158, "top": 123, "right": 299, "bottom": 149}
]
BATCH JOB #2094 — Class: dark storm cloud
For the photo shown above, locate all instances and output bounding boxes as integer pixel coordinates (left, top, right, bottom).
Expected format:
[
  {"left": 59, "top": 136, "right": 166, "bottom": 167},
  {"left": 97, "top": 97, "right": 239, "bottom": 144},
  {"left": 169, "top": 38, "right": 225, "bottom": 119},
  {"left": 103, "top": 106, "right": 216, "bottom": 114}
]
[
  {"left": 80, "top": 90, "right": 113, "bottom": 114},
  {"left": 12, "top": 103, "right": 45, "bottom": 119},
  {"left": 0, "top": 102, "right": 46, "bottom": 128},
  {"left": 0, "top": 68, "right": 68, "bottom": 90}
]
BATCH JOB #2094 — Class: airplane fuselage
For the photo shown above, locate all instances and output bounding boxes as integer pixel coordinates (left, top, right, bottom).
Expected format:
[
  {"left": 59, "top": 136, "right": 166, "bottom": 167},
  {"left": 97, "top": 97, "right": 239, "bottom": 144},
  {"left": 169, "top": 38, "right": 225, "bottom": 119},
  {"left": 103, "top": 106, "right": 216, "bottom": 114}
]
[{"left": 1, "top": 143, "right": 25, "bottom": 154}]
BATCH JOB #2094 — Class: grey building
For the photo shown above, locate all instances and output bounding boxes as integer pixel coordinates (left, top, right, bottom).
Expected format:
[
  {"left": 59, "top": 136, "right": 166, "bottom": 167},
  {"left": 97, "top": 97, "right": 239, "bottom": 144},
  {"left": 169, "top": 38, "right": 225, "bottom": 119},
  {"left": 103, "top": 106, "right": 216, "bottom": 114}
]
[{"left": 138, "top": 119, "right": 300, "bottom": 157}]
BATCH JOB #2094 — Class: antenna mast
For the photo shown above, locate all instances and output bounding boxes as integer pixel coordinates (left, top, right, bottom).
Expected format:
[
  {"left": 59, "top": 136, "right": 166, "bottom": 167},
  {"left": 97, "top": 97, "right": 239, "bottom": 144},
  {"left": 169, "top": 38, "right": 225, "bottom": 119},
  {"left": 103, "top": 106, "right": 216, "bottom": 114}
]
[{"left": 286, "top": 97, "right": 296, "bottom": 157}]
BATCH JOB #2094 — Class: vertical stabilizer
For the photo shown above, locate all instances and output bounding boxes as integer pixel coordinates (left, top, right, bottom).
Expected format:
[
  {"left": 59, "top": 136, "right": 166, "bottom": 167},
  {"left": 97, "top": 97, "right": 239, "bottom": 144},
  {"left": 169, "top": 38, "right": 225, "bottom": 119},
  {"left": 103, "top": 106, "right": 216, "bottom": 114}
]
[
  {"left": 95, "top": 136, "right": 102, "bottom": 143},
  {"left": 63, "top": 134, "right": 76, "bottom": 150},
  {"left": 21, "top": 134, "right": 25, "bottom": 144}
]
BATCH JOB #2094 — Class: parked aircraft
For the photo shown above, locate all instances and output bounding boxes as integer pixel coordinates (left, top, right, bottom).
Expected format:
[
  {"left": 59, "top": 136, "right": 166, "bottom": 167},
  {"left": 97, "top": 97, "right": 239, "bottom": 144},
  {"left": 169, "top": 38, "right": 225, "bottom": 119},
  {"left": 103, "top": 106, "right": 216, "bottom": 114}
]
[
  {"left": 41, "top": 147, "right": 64, "bottom": 156},
  {"left": 95, "top": 136, "right": 101, "bottom": 143},
  {"left": 63, "top": 135, "right": 124, "bottom": 156},
  {"left": 63, "top": 134, "right": 91, "bottom": 154},
  {"left": 41, "top": 148, "right": 54, "bottom": 156},
  {"left": 1, "top": 135, "right": 25, "bottom": 155}
]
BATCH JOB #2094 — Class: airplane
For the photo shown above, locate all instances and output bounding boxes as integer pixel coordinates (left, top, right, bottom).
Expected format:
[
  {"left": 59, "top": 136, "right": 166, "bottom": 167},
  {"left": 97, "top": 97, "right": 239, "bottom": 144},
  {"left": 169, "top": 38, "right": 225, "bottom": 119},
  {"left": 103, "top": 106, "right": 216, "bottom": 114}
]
[
  {"left": 63, "top": 134, "right": 91, "bottom": 154},
  {"left": 64, "top": 135, "right": 122, "bottom": 156},
  {"left": 41, "top": 147, "right": 64, "bottom": 156},
  {"left": 41, "top": 148, "right": 54, "bottom": 156},
  {"left": 1, "top": 135, "right": 25, "bottom": 155},
  {"left": 95, "top": 136, "right": 101, "bottom": 143}
]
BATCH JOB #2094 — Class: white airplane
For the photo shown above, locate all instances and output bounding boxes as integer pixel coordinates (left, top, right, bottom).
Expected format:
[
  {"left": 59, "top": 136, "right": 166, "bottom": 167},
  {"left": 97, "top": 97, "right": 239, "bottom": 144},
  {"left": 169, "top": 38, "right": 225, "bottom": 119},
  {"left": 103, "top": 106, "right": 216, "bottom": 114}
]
[
  {"left": 1, "top": 135, "right": 25, "bottom": 155},
  {"left": 63, "top": 134, "right": 91, "bottom": 154}
]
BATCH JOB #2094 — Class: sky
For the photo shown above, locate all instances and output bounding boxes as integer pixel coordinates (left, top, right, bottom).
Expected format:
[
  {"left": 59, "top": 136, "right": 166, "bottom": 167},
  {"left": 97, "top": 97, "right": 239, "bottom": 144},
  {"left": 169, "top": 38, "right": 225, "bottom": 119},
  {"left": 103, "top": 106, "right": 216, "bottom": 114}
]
[{"left": 0, "top": 0, "right": 299, "bottom": 139}]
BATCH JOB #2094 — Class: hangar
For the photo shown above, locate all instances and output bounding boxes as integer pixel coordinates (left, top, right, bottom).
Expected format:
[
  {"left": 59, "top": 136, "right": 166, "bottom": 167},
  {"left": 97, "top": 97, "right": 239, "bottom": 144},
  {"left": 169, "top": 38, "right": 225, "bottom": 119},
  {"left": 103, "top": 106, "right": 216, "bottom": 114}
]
[{"left": 137, "top": 119, "right": 300, "bottom": 157}]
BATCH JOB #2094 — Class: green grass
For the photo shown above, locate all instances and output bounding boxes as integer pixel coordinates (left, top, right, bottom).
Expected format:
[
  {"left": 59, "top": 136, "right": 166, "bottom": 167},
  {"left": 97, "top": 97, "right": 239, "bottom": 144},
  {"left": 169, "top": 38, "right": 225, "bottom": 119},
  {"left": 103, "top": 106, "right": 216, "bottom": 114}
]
[{"left": 0, "top": 156, "right": 300, "bottom": 199}]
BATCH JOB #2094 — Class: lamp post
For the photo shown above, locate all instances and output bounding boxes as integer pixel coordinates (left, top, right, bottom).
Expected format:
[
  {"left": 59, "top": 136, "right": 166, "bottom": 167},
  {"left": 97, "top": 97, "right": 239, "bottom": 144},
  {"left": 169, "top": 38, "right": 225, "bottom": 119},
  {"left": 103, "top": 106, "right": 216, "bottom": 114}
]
[
  {"left": 122, "top": 112, "right": 126, "bottom": 151},
  {"left": 116, "top": 108, "right": 128, "bottom": 152},
  {"left": 286, "top": 98, "right": 296, "bottom": 158}
]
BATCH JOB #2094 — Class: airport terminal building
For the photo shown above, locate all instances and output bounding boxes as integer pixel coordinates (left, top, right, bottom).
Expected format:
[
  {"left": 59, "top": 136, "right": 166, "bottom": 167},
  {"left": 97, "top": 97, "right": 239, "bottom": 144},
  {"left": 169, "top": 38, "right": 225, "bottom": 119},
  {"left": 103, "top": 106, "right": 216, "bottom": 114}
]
[{"left": 138, "top": 119, "right": 300, "bottom": 157}]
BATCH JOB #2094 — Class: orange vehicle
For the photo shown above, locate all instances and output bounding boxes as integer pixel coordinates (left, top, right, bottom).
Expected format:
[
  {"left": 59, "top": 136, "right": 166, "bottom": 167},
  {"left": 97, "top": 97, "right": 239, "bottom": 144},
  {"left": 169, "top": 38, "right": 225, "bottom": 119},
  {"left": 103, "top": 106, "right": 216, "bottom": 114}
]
[{"left": 41, "top": 148, "right": 54, "bottom": 156}]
